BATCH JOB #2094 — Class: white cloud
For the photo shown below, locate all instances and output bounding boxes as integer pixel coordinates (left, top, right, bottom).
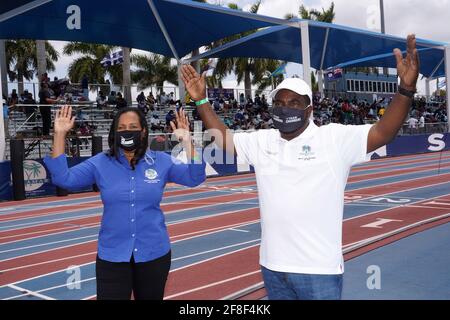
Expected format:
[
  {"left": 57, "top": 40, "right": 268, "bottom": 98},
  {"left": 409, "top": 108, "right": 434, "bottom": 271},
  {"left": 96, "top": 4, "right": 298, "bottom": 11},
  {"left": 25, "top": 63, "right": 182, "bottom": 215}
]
[
  {"left": 214, "top": 0, "right": 450, "bottom": 94},
  {"left": 17, "top": 0, "right": 450, "bottom": 95}
]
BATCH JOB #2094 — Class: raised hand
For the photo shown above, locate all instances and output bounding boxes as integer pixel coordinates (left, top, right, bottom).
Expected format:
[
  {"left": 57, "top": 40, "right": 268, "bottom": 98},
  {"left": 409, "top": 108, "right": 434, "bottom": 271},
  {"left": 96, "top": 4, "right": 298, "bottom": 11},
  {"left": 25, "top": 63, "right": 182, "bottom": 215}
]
[
  {"left": 170, "top": 108, "right": 192, "bottom": 146},
  {"left": 54, "top": 105, "right": 75, "bottom": 135},
  {"left": 181, "top": 64, "right": 207, "bottom": 101},
  {"left": 394, "top": 34, "right": 420, "bottom": 91}
]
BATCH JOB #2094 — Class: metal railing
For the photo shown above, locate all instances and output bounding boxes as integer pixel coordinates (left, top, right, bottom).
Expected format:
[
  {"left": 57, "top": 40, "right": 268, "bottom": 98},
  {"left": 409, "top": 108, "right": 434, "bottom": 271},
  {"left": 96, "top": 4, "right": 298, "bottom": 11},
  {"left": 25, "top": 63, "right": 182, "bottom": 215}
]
[
  {"left": 3, "top": 132, "right": 214, "bottom": 161},
  {"left": 399, "top": 122, "right": 449, "bottom": 136}
]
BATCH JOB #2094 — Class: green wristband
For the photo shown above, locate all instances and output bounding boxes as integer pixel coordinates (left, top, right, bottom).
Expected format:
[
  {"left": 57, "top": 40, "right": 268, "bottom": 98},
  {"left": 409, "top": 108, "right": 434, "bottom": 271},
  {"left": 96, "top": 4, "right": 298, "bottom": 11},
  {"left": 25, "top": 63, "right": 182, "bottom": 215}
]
[{"left": 195, "top": 98, "right": 209, "bottom": 106}]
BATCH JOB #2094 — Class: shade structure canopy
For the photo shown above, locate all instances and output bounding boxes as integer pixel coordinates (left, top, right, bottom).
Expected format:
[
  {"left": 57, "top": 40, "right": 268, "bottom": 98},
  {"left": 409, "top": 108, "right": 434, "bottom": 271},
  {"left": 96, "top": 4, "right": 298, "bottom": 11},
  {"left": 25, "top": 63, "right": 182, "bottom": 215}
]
[
  {"left": 186, "top": 18, "right": 448, "bottom": 79},
  {"left": 0, "top": 0, "right": 287, "bottom": 60}
]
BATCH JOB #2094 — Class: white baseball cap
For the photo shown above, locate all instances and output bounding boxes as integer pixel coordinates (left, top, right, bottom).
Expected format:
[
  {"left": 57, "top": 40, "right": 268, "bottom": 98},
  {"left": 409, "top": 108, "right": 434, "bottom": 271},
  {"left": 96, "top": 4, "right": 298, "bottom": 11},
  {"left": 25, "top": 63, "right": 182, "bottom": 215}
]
[{"left": 269, "top": 78, "right": 312, "bottom": 104}]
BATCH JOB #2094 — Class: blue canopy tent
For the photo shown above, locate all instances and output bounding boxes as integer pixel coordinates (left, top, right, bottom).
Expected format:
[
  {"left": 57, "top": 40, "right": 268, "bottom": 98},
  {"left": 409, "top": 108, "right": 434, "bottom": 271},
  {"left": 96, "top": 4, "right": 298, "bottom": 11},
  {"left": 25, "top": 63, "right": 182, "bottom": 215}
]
[
  {"left": 0, "top": 0, "right": 289, "bottom": 160},
  {"left": 0, "top": 0, "right": 287, "bottom": 59},
  {"left": 185, "top": 18, "right": 450, "bottom": 133},
  {"left": 185, "top": 18, "right": 447, "bottom": 77}
]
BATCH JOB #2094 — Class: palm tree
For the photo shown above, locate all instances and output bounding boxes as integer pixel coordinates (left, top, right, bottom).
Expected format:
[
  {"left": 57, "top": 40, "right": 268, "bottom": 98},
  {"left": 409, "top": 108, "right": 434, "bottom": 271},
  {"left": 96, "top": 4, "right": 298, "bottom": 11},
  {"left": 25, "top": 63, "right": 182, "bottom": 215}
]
[
  {"left": 131, "top": 53, "right": 177, "bottom": 94},
  {"left": 63, "top": 42, "right": 122, "bottom": 90},
  {"left": 203, "top": 1, "right": 284, "bottom": 98},
  {"left": 6, "top": 40, "right": 58, "bottom": 94},
  {"left": 298, "top": 3, "right": 335, "bottom": 22}
]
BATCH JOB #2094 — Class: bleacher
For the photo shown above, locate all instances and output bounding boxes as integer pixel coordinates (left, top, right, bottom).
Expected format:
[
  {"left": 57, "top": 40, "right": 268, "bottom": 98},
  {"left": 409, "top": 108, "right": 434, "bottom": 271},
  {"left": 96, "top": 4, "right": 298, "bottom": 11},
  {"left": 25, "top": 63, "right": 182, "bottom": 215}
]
[{"left": 4, "top": 103, "right": 195, "bottom": 160}]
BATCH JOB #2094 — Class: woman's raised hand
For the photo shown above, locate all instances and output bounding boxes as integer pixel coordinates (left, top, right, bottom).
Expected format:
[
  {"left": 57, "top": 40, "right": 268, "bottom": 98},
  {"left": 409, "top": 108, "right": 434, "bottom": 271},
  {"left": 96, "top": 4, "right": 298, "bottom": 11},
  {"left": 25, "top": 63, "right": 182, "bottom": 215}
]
[{"left": 54, "top": 105, "right": 75, "bottom": 135}]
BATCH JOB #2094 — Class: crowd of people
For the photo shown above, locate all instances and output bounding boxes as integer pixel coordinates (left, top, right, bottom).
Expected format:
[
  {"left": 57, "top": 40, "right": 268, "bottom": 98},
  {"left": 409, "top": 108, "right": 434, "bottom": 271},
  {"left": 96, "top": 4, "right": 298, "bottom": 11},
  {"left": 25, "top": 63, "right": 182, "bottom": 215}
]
[
  {"left": 204, "top": 94, "right": 448, "bottom": 134},
  {"left": 3, "top": 82, "right": 448, "bottom": 139}
]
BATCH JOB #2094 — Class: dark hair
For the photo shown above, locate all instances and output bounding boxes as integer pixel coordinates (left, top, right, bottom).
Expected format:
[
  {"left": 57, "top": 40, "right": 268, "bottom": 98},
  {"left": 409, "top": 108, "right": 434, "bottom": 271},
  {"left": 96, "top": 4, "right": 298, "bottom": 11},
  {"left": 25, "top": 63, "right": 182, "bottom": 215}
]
[{"left": 108, "top": 107, "right": 149, "bottom": 170}]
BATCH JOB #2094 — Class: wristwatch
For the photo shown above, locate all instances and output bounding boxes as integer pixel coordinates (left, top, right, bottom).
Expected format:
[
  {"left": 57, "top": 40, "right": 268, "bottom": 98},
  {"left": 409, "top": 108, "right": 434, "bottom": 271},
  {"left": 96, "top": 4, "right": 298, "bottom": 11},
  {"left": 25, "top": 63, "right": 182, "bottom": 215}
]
[{"left": 398, "top": 86, "right": 416, "bottom": 98}]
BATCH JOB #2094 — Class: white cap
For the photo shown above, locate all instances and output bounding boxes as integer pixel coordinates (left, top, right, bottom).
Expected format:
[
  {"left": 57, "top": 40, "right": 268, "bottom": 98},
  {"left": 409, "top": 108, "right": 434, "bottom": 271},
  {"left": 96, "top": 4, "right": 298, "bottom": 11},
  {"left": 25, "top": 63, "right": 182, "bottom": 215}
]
[{"left": 269, "top": 78, "right": 312, "bottom": 104}]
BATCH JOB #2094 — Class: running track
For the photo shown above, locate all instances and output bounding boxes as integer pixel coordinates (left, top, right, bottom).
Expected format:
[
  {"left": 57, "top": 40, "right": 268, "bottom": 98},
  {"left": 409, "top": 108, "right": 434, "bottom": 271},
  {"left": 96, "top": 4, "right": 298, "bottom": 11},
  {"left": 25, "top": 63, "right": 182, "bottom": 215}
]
[{"left": 1, "top": 151, "right": 450, "bottom": 300}]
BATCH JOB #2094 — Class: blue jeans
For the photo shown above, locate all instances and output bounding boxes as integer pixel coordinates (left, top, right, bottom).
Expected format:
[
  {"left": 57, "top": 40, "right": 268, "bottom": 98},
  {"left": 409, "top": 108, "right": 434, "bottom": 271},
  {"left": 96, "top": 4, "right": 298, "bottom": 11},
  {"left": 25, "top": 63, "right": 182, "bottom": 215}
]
[{"left": 261, "top": 266, "right": 343, "bottom": 300}]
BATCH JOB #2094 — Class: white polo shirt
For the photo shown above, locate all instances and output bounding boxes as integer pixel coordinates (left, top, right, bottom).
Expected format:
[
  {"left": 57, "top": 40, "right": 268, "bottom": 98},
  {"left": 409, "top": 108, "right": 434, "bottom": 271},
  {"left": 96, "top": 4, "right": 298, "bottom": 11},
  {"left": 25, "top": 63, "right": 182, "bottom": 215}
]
[{"left": 233, "top": 121, "right": 373, "bottom": 275}]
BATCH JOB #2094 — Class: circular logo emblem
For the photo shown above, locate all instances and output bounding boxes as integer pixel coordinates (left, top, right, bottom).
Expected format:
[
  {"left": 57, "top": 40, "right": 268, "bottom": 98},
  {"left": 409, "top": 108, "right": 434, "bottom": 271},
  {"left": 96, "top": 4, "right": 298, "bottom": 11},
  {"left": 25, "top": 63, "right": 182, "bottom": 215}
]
[
  {"left": 145, "top": 169, "right": 158, "bottom": 180},
  {"left": 23, "top": 160, "right": 47, "bottom": 191}
]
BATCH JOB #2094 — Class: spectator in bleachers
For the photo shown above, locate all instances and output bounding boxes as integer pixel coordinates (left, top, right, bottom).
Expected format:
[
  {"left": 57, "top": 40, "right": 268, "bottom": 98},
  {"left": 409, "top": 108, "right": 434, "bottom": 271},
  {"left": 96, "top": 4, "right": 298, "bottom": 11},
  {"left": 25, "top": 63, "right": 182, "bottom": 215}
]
[
  {"left": 168, "top": 92, "right": 175, "bottom": 105},
  {"left": 165, "top": 110, "right": 175, "bottom": 126},
  {"left": 19, "top": 90, "right": 29, "bottom": 103},
  {"left": 254, "top": 94, "right": 261, "bottom": 108},
  {"left": 40, "top": 72, "right": 49, "bottom": 85},
  {"left": 407, "top": 116, "right": 418, "bottom": 134},
  {"left": 23, "top": 92, "right": 37, "bottom": 123},
  {"left": 81, "top": 74, "right": 89, "bottom": 100},
  {"left": 137, "top": 92, "right": 146, "bottom": 104},
  {"left": 3, "top": 96, "right": 10, "bottom": 138},
  {"left": 213, "top": 98, "right": 221, "bottom": 112},
  {"left": 96, "top": 91, "right": 107, "bottom": 109},
  {"left": 108, "top": 91, "right": 117, "bottom": 105},
  {"left": 246, "top": 95, "right": 254, "bottom": 108},
  {"left": 419, "top": 114, "right": 425, "bottom": 133},
  {"left": 8, "top": 89, "right": 18, "bottom": 106},
  {"left": 159, "top": 92, "right": 167, "bottom": 106},
  {"left": 150, "top": 114, "right": 164, "bottom": 132},
  {"left": 115, "top": 92, "right": 127, "bottom": 109},
  {"left": 39, "top": 82, "right": 59, "bottom": 136},
  {"left": 239, "top": 93, "right": 245, "bottom": 107},
  {"left": 137, "top": 98, "right": 149, "bottom": 115},
  {"left": 261, "top": 94, "right": 268, "bottom": 108},
  {"left": 146, "top": 92, "right": 156, "bottom": 109}
]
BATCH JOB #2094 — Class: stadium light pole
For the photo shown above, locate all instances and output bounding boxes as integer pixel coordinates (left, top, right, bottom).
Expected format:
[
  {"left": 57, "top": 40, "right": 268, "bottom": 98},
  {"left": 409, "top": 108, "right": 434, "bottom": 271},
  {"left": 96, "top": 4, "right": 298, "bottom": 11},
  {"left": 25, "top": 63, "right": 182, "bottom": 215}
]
[{"left": 380, "top": 0, "right": 389, "bottom": 76}]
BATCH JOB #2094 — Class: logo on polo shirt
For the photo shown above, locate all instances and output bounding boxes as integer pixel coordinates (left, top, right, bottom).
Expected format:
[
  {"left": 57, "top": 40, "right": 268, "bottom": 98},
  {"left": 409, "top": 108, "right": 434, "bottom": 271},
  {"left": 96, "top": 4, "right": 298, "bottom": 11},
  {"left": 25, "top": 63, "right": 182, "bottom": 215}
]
[
  {"left": 144, "top": 169, "right": 160, "bottom": 184},
  {"left": 298, "top": 145, "right": 316, "bottom": 161}
]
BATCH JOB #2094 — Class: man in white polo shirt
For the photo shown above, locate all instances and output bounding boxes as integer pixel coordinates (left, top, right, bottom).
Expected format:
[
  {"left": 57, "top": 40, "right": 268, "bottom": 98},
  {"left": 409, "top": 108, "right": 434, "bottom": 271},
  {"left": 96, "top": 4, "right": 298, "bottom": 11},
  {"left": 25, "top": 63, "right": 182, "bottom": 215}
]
[{"left": 181, "top": 35, "right": 419, "bottom": 300}]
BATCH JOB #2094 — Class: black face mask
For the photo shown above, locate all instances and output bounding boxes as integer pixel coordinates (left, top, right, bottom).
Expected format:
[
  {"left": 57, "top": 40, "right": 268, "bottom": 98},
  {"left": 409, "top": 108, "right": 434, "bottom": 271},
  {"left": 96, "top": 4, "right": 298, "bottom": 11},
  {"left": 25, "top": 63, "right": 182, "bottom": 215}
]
[
  {"left": 116, "top": 130, "right": 142, "bottom": 151},
  {"left": 272, "top": 106, "right": 311, "bottom": 134}
]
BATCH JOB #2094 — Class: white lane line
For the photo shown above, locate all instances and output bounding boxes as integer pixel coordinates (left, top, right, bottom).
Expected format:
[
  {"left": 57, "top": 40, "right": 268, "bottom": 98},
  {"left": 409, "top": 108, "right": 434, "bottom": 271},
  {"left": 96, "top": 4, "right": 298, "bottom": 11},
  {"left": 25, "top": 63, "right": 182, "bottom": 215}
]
[
  {"left": 0, "top": 235, "right": 98, "bottom": 255},
  {"left": 229, "top": 228, "right": 250, "bottom": 233},
  {"left": 6, "top": 284, "right": 56, "bottom": 300},
  {"left": 164, "top": 270, "right": 261, "bottom": 300}
]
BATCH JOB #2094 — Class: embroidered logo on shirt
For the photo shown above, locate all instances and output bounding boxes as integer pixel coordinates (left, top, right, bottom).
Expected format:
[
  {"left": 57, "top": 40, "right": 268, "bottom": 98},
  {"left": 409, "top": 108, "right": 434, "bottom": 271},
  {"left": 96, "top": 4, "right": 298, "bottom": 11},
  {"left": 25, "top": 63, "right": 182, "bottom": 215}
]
[
  {"left": 145, "top": 169, "right": 158, "bottom": 180},
  {"left": 298, "top": 145, "right": 316, "bottom": 161},
  {"left": 144, "top": 169, "right": 160, "bottom": 184}
]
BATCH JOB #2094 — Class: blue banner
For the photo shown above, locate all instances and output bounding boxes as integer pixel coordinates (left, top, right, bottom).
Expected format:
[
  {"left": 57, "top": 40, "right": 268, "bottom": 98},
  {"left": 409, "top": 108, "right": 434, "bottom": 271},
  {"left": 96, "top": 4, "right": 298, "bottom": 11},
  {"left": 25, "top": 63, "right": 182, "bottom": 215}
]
[
  {"left": 1, "top": 133, "right": 449, "bottom": 200},
  {"left": 0, "top": 157, "right": 93, "bottom": 201}
]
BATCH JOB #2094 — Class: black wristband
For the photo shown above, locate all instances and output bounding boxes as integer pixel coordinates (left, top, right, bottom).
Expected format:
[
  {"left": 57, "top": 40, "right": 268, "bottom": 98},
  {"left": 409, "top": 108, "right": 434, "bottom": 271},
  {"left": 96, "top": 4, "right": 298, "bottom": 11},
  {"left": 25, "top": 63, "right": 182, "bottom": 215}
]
[{"left": 398, "top": 86, "right": 416, "bottom": 99}]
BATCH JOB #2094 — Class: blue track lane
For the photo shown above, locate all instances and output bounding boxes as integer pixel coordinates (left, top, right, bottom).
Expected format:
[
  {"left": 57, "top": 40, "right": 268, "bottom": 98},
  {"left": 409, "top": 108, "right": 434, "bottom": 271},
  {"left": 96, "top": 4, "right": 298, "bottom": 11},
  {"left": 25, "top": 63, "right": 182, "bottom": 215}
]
[
  {"left": 342, "top": 222, "right": 450, "bottom": 300},
  {"left": 1, "top": 152, "right": 450, "bottom": 300}
]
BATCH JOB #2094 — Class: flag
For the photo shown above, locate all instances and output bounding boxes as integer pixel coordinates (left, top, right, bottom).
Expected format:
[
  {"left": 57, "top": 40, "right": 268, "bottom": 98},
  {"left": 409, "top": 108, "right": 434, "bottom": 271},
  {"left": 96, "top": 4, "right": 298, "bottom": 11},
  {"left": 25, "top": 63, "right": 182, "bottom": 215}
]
[
  {"left": 270, "top": 63, "right": 287, "bottom": 77},
  {"left": 101, "top": 50, "right": 124, "bottom": 67},
  {"left": 327, "top": 68, "right": 343, "bottom": 80},
  {"left": 201, "top": 58, "right": 218, "bottom": 77}
]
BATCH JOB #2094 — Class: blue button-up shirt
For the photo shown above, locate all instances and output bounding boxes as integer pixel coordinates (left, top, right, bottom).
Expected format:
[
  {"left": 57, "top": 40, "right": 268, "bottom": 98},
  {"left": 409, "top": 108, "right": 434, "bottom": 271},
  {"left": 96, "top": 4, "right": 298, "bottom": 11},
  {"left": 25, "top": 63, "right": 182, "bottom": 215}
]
[{"left": 43, "top": 149, "right": 206, "bottom": 263}]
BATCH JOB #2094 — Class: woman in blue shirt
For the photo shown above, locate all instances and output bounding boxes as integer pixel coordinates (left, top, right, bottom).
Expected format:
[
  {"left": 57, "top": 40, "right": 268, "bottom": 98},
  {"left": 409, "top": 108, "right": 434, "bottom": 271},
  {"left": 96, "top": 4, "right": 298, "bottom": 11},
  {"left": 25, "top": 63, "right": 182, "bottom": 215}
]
[{"left": 44, "top": 106, "right": 206, "bottom": 300}]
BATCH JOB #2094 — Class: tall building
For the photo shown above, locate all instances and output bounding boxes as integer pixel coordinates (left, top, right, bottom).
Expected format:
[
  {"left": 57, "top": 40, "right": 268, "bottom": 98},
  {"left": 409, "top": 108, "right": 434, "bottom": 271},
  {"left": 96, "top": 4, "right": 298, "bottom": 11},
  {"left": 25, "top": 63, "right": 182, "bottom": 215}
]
[{"left": 324, "top": 68, "right": 399, "bottom": 101}]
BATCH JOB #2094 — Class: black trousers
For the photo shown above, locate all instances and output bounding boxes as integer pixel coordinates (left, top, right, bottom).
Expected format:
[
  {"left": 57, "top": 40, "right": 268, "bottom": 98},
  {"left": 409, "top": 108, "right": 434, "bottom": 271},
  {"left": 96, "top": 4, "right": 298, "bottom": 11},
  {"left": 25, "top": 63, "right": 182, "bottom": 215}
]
[
  {"left": 96, "top": 251, "right": 171, "bottom": 300},
  {"left": 39, "top": 106, "right": 51, "bottom": 136}
]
